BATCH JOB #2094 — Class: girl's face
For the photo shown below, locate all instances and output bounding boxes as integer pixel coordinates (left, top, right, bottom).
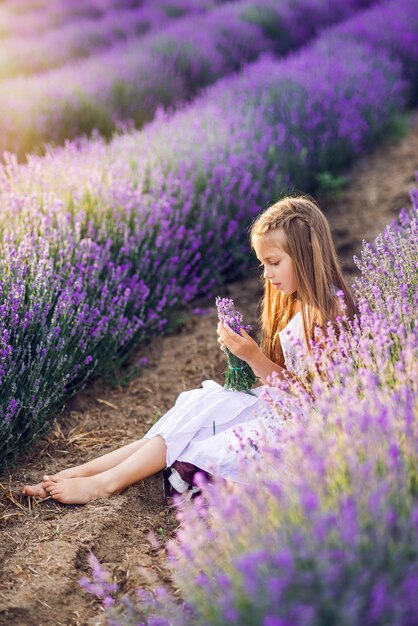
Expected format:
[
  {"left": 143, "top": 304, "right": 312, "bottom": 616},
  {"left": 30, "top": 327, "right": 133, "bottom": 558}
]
[{"left": 252, "top": 228, "right": 297, "bottom": 295}]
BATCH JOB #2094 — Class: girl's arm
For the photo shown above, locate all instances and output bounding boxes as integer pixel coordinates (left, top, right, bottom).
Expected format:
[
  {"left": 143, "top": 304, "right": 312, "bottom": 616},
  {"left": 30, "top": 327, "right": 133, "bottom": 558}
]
[
  {"left": 247, "top": 350, "right": 288, "bottom": 385},
  {"left": 217, "top": 322, "right": 290, "bottom": 385}
]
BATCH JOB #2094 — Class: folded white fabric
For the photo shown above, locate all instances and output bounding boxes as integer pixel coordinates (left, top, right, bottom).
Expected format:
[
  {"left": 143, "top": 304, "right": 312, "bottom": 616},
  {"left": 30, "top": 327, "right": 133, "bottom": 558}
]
[{"left": 168, "top": 468, "right": 191, "bottom": 494}]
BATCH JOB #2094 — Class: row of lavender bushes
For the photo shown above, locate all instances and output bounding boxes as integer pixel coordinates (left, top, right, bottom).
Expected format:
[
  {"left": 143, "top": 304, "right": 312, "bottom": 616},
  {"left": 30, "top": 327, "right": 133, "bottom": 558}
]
[
  {"left": 0, "top": 0, "right": 159, "bottom": 38},
  {"left": 0, "top": 0, "right": 376, "bottom": 159},
  {"left": 0, "top": 0, "right": 228, "bottom": 81},
  {"left": 0, "top": 0, "right": 416, "bottom": 466},
  {"left": 81, "top": 191, "right": 418, "bottom": 626}
]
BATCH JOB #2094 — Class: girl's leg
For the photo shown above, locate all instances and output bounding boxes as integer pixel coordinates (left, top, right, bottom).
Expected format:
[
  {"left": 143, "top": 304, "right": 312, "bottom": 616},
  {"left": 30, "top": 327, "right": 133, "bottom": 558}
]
[
  {"left": 43, "top": 435, "right": 167, "bottom": 505},
  {"left": 22, "top": 438, "right": 150, "bottom": 498}
]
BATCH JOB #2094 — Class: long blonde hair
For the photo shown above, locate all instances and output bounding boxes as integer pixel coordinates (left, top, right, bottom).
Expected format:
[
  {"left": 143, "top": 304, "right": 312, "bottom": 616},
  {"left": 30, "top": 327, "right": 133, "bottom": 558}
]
[{"left": 249, "top": 195, "right": 356, "bottom": 367}]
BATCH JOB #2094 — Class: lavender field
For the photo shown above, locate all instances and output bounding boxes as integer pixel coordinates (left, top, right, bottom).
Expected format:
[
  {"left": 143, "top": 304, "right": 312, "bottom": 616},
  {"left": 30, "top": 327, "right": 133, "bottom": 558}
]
[
  {"left": 1, "top": 0, "right": 416, "bottom": 467},
  {"left": 0, "top": 0, "right": 225, "bottom": 81},
  {"left": 0, "top": 0, "right": 417, "bottom": 624},
  {"left": 83, "top": 193, "right": 418, "bottom": 625},
  {"left": 0, "top": 0, "right": 377, "bottom": 158}
]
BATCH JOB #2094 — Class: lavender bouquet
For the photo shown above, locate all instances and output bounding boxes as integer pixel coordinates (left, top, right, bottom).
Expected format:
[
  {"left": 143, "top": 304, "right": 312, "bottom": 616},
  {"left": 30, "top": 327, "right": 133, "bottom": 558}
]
[{"left": 215, "top": 297, "right": 258, "bottom": 394}]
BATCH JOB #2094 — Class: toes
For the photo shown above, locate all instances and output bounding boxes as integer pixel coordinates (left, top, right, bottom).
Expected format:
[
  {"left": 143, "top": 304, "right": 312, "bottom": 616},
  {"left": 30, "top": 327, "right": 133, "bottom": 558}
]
[
  {"left": 51, "top": 491, "right": 65, "bottom": 503},
  {"left": 44, "top": 474, "right": 62, "bottom": 484},
  {"left": 43, "top": 474, "right": 60, "bottom": 482},
  {"left": 47, "top": 483, "right": 62, "bottom": 495},
  {"left": 22, "top": 484, "right": 48, "bottom": 498},
  {"left": 43, "top": 478, "right": 58, "bottom": 488}
]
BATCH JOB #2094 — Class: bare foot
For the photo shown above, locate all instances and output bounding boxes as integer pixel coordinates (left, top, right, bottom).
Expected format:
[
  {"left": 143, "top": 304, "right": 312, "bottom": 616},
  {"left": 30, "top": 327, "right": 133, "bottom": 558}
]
[
  {"left": 22, "top": 482, "right": 49, "bottom": 498},
  {"left": 22, "top": 468, "right": 79, "bottom": 499},
  {"left": 43, "top": 475, "right": 116, "bottom": 505}
]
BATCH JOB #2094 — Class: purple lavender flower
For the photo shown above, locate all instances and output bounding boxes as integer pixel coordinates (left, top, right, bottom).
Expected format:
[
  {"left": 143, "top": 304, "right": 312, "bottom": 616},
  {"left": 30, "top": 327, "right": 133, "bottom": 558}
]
[
  {"left": 215, "top": 296, "right": 251, "bottom": 334},
  {"left": 215, "top": 296, "right": 257, "bottom": 394},
  {"left": 79, "top": 553, "right": 117, "bottom": 596}
]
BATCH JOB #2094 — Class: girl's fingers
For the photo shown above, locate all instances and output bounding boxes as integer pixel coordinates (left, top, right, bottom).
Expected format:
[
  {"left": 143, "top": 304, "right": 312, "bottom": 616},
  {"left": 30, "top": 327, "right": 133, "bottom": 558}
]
[
  {"left": 218, "top": 326, "right": 231, "bottom": 344},
  {"left": 221, "top": 322, "right": 244, "bottom": 341},
  {"left": 217, "top": 335, "right": 227, "bottom": 351},
  {"left": 219, "top": 322, "right": 235, "bottom": 338}
]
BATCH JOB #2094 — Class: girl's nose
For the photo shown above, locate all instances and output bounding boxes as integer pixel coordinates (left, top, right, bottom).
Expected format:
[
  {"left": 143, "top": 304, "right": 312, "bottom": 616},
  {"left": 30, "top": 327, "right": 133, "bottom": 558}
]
[{"left": 263, "top": 267, "right": 272, "bottom": 280}]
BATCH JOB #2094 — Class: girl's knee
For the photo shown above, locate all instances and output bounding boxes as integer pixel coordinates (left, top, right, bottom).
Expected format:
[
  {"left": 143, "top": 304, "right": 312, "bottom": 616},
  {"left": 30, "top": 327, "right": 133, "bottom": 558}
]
[{"left": 155, "top": 434, "right": 167, "bottom": 449}]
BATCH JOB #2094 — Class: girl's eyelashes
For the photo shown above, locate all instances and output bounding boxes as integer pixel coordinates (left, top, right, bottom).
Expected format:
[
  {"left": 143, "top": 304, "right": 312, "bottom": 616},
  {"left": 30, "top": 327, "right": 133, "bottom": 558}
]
[{"left": 259, "top": 261, "right": 280, "bottom": 267}]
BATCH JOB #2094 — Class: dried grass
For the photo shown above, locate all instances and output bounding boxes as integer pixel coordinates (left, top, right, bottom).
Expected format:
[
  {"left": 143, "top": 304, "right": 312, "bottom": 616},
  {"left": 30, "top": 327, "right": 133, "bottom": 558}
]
[
  {"left": 40, "top": 417, "right": 129, "bottom": 454},
  {"left": 0, "top": 481, "right": 29, "bottom": 514}
]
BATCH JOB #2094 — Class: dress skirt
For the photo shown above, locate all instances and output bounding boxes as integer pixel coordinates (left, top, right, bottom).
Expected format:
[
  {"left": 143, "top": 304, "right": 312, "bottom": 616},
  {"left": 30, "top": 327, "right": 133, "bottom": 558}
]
[{"left": 144, "top": 379, "right": 280, "bottom": 485}]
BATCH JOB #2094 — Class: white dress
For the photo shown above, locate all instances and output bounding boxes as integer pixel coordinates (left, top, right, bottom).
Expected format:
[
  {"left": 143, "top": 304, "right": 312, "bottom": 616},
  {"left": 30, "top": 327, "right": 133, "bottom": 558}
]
[{"left": 144, "top": 312, "right": 306, "bottom": 486}]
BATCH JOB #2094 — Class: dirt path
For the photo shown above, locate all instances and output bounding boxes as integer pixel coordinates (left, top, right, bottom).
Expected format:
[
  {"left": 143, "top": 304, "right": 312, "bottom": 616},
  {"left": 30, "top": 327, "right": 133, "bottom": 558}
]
[{"left": 1, "top": 112, "right": 417, "bottom": 626}]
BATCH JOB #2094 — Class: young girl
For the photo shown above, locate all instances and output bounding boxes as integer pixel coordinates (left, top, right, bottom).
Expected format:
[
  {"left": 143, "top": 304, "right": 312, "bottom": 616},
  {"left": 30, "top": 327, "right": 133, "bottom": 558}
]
[{"left": 23, "top": 195, "right": 355, "bottom": 504}]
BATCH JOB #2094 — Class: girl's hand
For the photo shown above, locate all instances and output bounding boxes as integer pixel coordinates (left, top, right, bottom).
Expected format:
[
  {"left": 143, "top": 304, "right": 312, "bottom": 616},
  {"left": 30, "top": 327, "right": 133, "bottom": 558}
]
[
  {"left": 217, "top": 332, "right": 227, "bottom": 352},
  {"left": 217, "top": 322, "right": 261, "bottom": 364}
]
